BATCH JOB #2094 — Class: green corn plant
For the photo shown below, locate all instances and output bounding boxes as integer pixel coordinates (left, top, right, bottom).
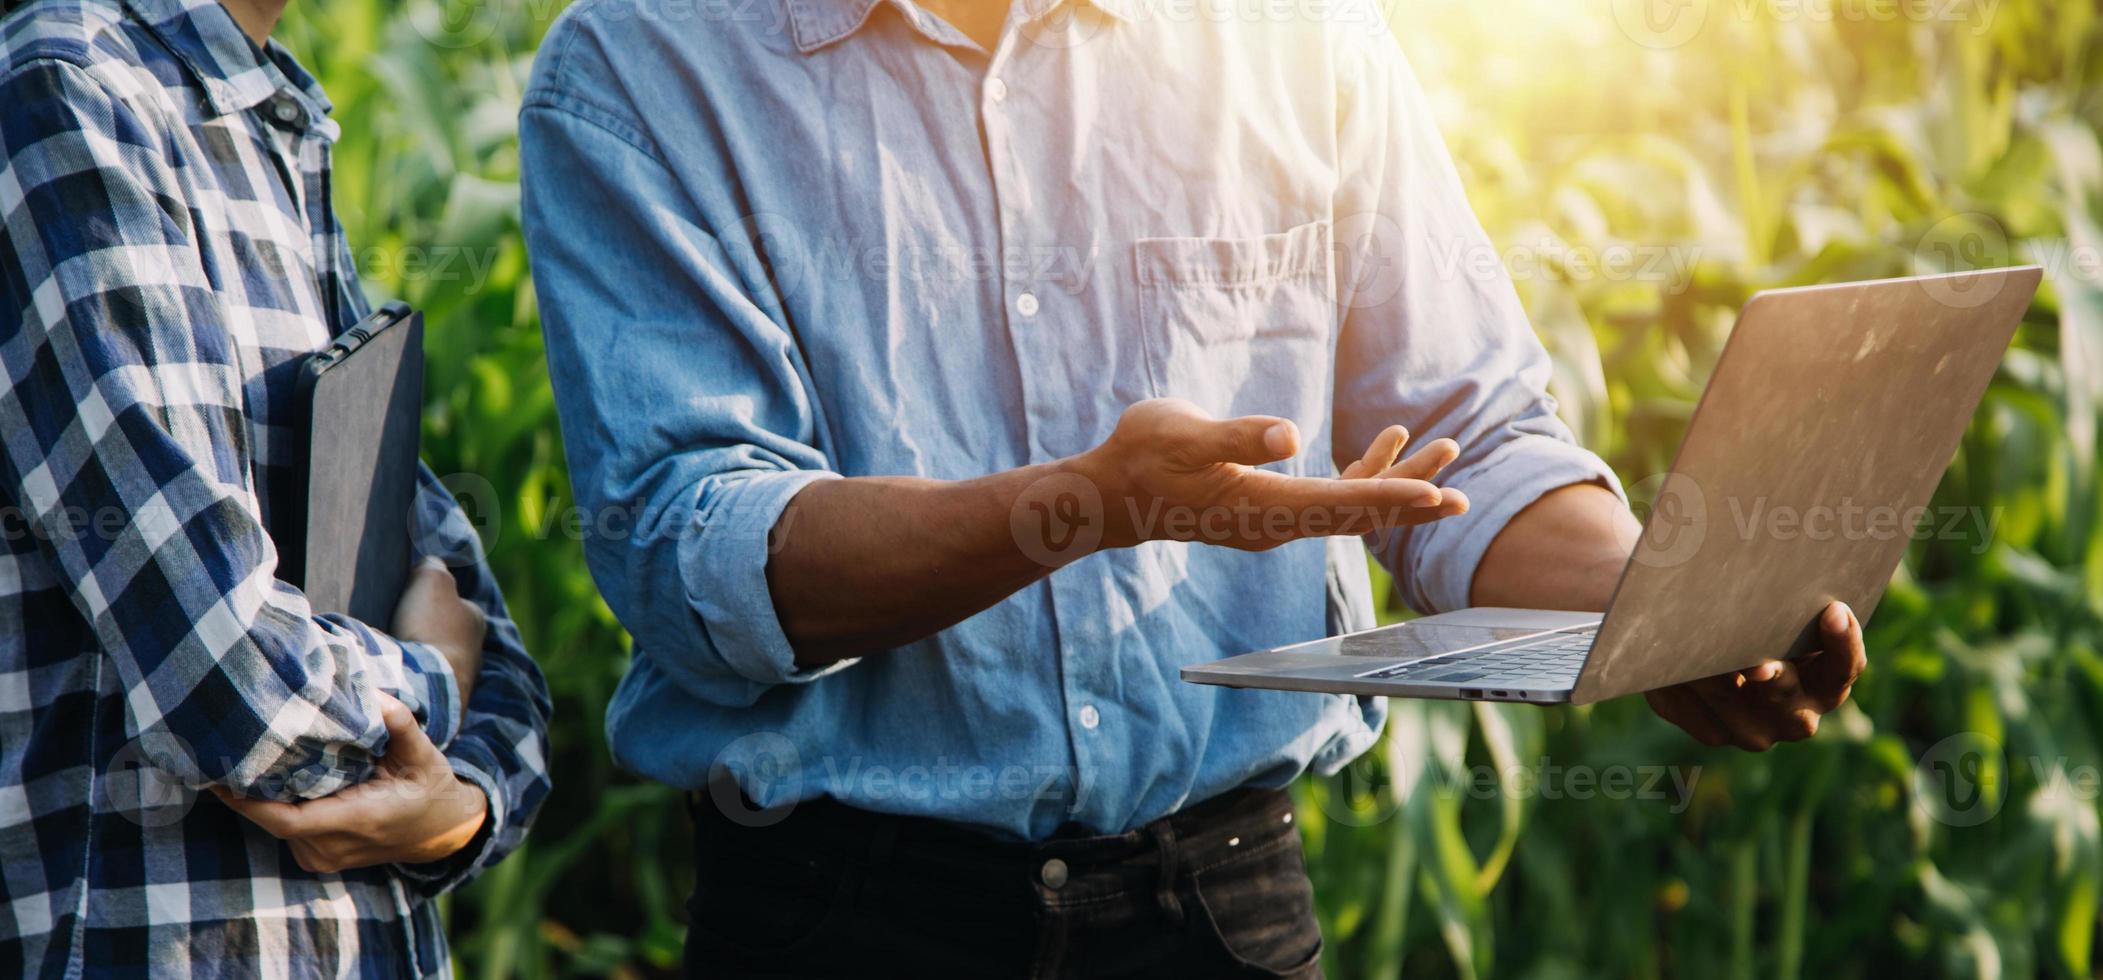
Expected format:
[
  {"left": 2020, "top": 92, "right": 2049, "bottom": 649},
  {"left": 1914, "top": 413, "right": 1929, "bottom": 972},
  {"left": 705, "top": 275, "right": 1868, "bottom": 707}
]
[
  {"left": 1296, "top": 2, "right": 2103, "bottom": 978},
  {"left": 273, "top": 0, "right": 2103, "bottom": 975}
]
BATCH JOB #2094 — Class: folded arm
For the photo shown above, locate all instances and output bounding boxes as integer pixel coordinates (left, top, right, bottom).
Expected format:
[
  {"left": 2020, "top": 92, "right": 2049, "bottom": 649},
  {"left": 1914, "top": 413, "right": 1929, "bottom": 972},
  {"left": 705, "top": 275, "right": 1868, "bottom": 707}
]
[
  {"left": 0, "top": 61, "right": 460, "bottom": 800},
  {"left": 222, "top": 475, "right": 554, "bottom": 886}
]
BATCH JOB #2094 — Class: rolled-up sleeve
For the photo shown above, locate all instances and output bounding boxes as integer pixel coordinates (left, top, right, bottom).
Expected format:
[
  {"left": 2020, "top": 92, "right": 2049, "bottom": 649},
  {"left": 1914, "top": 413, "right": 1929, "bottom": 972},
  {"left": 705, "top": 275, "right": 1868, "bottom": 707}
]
[
  {"left": 1329, "top": 31, "right": 1624, "bottom": 614},
  {"left": 0, "top": 61, "right": 461, "bottom": 800},
  {"left": 678, "top": 469, "right": 842, "bottom": 688},
  {"left": 520, "top": 47, "right": 847, "bottom": 707}
]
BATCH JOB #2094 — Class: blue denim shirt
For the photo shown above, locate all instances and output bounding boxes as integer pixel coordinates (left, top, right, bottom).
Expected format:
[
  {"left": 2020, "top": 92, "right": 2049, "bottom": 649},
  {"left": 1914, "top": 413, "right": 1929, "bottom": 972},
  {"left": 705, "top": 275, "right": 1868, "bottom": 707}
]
[{"left": 520, "top": 0, "right": 1620, "bottom": 839}]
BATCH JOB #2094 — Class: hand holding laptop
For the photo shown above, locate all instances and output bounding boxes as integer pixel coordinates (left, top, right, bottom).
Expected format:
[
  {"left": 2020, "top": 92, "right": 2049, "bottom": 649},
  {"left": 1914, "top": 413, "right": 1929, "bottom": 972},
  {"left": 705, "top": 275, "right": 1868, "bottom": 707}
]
[
  {"left": 1644, "top": 599, "right": 1864, "bottom": 751},
  {"left": 1184, "top": 267, "right": 2037, "bottom": 742}
]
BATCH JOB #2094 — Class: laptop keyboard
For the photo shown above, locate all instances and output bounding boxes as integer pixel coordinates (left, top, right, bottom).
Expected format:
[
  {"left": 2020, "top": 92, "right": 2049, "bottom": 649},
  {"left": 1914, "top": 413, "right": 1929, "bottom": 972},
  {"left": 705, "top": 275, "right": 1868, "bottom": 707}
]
[{"left": 1356, "top": 628, "right": 1595, "bottom": 686}]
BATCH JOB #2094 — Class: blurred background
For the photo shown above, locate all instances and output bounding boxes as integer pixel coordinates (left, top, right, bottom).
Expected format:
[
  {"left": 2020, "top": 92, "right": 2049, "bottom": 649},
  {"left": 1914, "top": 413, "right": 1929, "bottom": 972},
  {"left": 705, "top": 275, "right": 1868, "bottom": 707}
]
[{"left": 271, "top": 0, "right": 2103, "bottom": 975}]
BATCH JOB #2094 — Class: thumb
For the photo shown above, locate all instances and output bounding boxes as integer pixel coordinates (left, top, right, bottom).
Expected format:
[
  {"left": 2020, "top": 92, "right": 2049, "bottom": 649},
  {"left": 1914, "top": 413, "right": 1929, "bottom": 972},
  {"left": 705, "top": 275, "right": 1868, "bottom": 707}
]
[
  {"left": 375, "top": 692, "right": 445, "bottom": 771},
  {"left": 1191, "top": 415, "right": 1299, "bottom": 467}
]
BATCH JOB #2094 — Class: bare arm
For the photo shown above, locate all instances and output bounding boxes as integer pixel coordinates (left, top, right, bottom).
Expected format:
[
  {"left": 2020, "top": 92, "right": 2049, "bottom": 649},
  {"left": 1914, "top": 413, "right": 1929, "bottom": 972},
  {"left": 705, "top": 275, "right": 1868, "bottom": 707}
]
[
  {"left": 1470, "top": 482, "right": 1641, "bottom": 611},
  {"left": 1473, "top": 483, "right": 1866, "bottom": 751},
  {"left": 771, "top": 399, "right": 1470, "bottom": 667},
  {"left": 766, "top": 464, "right": 1075, "bottom": 666}
]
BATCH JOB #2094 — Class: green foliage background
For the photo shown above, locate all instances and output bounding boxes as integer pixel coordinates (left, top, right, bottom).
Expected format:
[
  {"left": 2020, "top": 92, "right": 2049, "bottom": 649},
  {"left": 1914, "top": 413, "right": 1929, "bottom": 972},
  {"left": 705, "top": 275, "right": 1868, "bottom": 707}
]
[{"left": 272, "top": 0, "right": 2103, "bottom": 975}]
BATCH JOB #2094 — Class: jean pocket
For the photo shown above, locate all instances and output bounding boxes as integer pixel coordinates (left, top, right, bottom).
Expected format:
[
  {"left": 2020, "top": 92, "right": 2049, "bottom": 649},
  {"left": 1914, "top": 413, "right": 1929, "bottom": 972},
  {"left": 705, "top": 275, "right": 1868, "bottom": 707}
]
[
  {"left": 1133, "top": 221, "right": 1336, "bottom": 444},
  {"left": 1191, "top": 833, "right": 1325, "bottom": 977}
]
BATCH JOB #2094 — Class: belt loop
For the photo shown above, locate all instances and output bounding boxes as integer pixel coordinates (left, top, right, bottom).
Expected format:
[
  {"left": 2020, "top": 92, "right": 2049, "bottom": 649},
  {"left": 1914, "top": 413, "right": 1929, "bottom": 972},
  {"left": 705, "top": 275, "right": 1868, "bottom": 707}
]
[{"left": 1148, "top": 821, "right": 1184, "bottom": 925}]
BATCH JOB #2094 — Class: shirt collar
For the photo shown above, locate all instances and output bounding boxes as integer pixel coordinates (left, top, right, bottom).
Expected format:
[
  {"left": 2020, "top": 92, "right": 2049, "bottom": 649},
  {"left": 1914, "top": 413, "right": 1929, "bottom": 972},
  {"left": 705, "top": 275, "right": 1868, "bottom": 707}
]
[
  {"left": 120, "top": 0, "right": 334, "bottom": 124},
  {"left": 784, "top": 0, "right": 1135, "bottom": 54},
  {"left": 1018, "top": 0, "right": 1140, "bottom": 22}
]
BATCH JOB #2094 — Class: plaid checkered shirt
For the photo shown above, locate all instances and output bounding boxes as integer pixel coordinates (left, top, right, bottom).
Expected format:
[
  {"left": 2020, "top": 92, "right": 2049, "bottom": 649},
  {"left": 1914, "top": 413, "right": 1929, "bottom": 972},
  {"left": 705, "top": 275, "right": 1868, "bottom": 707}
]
[{"left": 0, "top": 0, "right": 553, "bottom": 975}]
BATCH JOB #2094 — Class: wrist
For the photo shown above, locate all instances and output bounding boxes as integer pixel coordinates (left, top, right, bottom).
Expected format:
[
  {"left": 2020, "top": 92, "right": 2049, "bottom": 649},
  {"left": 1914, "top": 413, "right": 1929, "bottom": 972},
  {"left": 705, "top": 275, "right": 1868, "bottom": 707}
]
[{"left": 1053, "top": 448, "right": 1138, "bottom": 551}]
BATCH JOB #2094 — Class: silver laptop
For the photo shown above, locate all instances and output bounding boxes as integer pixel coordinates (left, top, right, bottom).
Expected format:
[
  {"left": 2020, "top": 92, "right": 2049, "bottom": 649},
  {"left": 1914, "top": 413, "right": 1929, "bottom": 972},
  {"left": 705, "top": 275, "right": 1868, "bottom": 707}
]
[{"left": 1182, "top": 267, "right": 2042, "bottom": 705}]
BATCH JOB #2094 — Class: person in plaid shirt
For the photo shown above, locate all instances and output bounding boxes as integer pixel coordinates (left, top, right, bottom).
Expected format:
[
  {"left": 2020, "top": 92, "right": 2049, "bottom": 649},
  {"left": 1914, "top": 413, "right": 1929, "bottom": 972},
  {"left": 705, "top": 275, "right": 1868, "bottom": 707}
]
[{"left": 0, "top": 0, "right": 552, "bottom": 974}]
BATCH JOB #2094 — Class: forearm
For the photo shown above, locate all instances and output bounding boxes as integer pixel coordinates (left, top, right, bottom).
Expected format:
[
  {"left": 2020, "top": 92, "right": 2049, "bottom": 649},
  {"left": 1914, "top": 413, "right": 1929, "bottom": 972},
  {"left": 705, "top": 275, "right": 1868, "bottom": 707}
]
[
  {"left": 768, "top": 400, "right": 1465, "bottom": 668},
  {"left": 768, "top": 460, "right": 1083, "bottom": 667},
  {"left": 1469, "top": 482, "right": 1641, "bottom": 611}
]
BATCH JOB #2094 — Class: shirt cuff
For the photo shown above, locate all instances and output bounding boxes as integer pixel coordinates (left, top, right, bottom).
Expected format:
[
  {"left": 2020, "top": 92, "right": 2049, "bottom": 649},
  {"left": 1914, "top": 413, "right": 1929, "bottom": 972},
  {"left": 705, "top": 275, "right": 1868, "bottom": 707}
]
[
  {"left": 1398, "top": 435, "right": 1624, "bottom": 614},
  {"left": 679, "top": 469, "right": 854, "bottom": 687},
  {"left": 395, "top": 639, "right": 464, "bottom": 752},
  {"left": 391, "top": 738, "right": 503, "bottom": 894}
]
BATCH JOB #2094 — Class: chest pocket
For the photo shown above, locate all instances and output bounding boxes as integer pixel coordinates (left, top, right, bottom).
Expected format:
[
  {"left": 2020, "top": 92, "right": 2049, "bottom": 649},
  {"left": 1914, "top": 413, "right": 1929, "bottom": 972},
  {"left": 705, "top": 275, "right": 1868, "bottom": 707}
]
[{"left": 1133, "top": 220, "right": 1335, "bottom": 454}]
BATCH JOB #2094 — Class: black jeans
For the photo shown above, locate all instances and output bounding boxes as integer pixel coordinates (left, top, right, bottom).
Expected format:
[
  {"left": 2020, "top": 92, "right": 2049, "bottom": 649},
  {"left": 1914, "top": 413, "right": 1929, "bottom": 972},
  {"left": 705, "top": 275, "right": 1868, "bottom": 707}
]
[{"left": 683, "top": 787, "right": 1325, "bottom": 979}]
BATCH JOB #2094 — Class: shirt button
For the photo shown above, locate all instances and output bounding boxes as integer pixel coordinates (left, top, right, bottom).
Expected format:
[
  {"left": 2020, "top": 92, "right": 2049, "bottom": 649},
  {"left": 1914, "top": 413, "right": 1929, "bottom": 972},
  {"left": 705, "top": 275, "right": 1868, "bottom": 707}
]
[
  {"left": 271, "top": 97, "right": 301, "bottom": 123},
  {"left": 987, "top": 77, "right": 1008, "bottom": 103},
  {"left": 1040, "top": 858, "right": 1069, "bottom": 889},
  {"left": 1015, "top": 291, "right": 1040, "bottom": 317},
  {"left": 1078, "top": 704, "right": 1100, "bottom": 730}
]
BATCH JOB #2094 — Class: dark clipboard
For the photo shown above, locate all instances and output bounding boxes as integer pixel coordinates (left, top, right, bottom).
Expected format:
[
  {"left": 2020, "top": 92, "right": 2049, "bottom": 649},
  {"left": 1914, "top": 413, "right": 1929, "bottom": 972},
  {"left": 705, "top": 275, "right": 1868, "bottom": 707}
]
[{"left": 278, "top": 301, "right": 424, "bottom": 625}]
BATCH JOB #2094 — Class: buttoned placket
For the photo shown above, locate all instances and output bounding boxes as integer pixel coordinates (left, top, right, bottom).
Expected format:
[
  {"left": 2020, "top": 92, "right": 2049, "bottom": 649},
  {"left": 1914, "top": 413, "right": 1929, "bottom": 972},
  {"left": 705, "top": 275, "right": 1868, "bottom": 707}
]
[{"left": 976, "top": 1, "right": 1113, "bottom": 832}]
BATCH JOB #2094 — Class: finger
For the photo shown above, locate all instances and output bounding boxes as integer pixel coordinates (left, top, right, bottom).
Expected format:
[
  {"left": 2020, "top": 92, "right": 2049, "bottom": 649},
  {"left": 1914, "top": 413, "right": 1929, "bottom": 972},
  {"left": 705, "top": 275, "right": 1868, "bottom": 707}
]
[
  {"left": 1342, "top": 426, "right": 1409, "bottom": 480},
  {"left": 1351, "top": 487, "right": 1470, "bottom": 530},
  {"left": 1802, "top": 601, "right": 1866, "bottom": 712},
  {"left": 1645, "top": 687, "right": 1730, "bottom": 748},
  {"left": 1740, "top": 660, "right": 1805, "bottom": 706},
  {"left": 1236, "top": 469, "right": 1446, "bottom": 516},
  {"left": 1382, "top": 438, "right": 1460, "bottom": 483},
  {"left": 289, "top": 838, "right": 348, "bottom": 876},
  {"left": 376, "top": 692, "right": 447, "bottom": 771},
  {"left": 1688, "top": 676, "right": 1785, "bottom": 752},
  {"left": 1734, "top": 662, "right": 1820, "bottom": 742},
  {"left": 1408, "top": 487, "right": 1469, "bottom": 523},
  {"left": 215, "top": 790, "right": 314, "bottom": 839},
  {"left": 1184, "top": 415, "right": 1300, "bottom": 468}
]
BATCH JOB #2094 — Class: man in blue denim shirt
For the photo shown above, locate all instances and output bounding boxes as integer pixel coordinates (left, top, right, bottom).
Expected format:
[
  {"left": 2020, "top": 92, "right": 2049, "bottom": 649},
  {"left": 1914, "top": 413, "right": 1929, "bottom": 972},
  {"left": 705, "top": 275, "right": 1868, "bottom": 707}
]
[{"left": 521, "top": 0, "right": 1866, "bottom": 973}]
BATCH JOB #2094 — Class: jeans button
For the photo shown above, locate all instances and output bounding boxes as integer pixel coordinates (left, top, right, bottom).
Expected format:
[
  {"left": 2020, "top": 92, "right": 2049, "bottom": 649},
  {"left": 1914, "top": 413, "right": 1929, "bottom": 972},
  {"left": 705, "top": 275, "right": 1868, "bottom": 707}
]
[{"left": 1040, "top": 857, "right": 1069, "bottom": 890}]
